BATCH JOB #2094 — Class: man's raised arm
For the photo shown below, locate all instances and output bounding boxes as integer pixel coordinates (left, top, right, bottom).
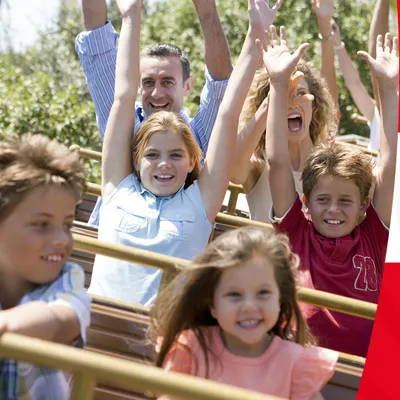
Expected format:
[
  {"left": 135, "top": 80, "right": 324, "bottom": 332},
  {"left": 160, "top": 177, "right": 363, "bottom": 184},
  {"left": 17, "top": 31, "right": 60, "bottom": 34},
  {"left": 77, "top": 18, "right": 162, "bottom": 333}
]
[{"left": 193, "top": 0, "right": 232, "bottom": 81}]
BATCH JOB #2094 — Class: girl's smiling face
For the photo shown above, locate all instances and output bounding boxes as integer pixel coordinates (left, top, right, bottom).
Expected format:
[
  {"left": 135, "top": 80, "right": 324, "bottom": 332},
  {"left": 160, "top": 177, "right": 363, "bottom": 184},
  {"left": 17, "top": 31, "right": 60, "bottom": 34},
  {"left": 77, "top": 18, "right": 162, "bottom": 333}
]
[
  {"left": 211, "top": 256, "right": 281, "bottom": 357},
  {"left": 136, "top": 130, "right": 195, "bottom": 197}
]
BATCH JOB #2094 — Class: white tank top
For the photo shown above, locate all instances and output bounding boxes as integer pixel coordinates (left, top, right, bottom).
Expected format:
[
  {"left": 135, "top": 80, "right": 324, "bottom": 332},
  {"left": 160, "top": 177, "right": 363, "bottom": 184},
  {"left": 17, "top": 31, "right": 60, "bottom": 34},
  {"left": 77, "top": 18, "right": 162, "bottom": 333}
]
[{"left": 246, "top": 162, "right": 304, "bottom": 223}]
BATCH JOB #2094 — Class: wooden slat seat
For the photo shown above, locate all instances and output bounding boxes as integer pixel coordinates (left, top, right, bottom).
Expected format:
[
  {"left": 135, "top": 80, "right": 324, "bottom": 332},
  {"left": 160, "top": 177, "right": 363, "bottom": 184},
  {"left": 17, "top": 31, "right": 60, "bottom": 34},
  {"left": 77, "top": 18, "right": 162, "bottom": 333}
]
[{"left": 86, "top": 297, "right": 362, "bottom": 400}]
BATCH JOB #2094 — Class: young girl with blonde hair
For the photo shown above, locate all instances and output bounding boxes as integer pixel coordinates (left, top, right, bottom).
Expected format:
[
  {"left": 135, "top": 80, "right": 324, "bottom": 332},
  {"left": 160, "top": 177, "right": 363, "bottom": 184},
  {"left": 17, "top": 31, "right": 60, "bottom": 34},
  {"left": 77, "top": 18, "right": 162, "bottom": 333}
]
[
  {"left": 89, "top": 0, "right": 283, "bottom": 305},
  {"left": 152, "top": 227, "right": 338, "bottom": 400}
]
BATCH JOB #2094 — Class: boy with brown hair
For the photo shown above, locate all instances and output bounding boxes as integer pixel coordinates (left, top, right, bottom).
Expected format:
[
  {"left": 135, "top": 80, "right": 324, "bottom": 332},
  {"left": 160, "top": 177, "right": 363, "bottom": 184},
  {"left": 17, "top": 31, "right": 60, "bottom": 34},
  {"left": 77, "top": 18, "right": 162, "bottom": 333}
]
[
  {"left": 0, "top": 134, "right": 91, "bottom": 399},
  {"left": 258, "top": 27, "right": 398, "bottom": 357}
]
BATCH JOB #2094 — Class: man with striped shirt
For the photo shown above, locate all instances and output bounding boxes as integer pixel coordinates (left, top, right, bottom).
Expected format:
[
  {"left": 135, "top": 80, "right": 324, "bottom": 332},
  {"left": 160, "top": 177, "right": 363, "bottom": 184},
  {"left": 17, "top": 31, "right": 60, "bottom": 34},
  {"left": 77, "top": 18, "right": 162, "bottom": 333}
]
[{"left": 75, "top": 0, "right": 232, "bottom": 226}]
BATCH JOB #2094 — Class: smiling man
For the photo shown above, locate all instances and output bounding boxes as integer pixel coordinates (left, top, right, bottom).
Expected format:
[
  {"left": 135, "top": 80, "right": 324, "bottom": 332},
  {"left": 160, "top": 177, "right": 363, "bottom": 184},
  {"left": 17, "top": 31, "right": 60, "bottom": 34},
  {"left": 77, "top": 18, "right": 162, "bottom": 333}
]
[{"left": 75, "top": 0, "right": 232, "bottom": 226}]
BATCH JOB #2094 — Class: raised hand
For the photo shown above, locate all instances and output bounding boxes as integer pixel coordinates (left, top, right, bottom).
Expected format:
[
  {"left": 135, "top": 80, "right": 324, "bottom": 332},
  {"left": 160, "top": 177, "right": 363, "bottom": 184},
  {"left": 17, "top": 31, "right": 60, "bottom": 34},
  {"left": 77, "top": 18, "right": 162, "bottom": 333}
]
[
  {"left": 256, "top": 26, "right": 309, "bottom": 84},
  {"left": 358, "top": 33, "right": 399, "bottom": 90},
  {"left": 116, "top": 0, "right": 143, "bottom": 17},
  {"left": 331, "top": 19, "right": 342, "bottom": 47},
  {"left": 312, "top": 0, "right": 334, "bottom": 19},
  {"left": 249, "top": 0, "right": 284, "bottom": 37}
]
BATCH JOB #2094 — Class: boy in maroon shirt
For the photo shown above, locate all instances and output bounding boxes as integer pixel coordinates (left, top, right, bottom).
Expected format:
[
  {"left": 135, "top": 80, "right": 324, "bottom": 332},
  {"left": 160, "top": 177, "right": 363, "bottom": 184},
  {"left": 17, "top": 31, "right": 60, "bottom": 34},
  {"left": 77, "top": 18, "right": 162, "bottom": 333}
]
[{"left": 259, "top": 28, "right": 398, "bottom": 357}]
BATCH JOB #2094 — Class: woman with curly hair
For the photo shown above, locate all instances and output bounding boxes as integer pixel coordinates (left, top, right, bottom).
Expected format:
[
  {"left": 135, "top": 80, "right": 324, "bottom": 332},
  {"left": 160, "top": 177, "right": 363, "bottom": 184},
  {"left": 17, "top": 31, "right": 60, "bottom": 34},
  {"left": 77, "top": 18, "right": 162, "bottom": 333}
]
[{"left": 231, "top": 59, "right": 337, "bottom": 222}]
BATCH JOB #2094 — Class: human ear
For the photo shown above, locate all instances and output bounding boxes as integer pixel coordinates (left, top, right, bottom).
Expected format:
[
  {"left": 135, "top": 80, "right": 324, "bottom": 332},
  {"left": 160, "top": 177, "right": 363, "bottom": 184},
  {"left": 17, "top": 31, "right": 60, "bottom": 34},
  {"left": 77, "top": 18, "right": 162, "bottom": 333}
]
[
  {"left": 359, "top": 197, "right": 370, "bottom": 215},
  {"left": 184, "top": 76, "right": 194, "bottom": 96},
  {"left": 188, "top": 157, "right": 196, "bottom": 174},
  {"left": 210, "top": 306, "right": 217, "bottom": 319},
  {"left": 301, "top": 194, "right": 310, "bottom": 213}
]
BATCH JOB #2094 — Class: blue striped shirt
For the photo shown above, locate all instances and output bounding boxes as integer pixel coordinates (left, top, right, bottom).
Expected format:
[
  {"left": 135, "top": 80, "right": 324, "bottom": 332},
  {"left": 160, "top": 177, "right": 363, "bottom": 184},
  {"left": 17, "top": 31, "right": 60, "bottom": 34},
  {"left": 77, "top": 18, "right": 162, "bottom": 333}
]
[
  {"left": 75, "top": 21, "right": 229, "bottom": 227},
  {"left": 0, "top": 263, "right": 91, "bottom": 400}
]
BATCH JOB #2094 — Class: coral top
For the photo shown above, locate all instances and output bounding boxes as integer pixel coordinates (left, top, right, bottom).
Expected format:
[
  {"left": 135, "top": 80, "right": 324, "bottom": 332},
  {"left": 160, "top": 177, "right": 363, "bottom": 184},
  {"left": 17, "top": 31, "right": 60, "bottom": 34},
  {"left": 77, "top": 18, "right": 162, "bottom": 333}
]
[{"left": 163, "top": 326, "right": 338, "bottom": 400}]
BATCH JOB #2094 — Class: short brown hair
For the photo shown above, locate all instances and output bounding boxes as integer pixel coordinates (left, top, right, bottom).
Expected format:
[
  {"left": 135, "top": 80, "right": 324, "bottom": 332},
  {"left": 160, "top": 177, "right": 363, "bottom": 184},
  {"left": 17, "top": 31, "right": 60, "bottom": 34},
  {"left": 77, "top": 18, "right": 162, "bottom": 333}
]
[
  {"left": 131, "top": 111, "right": 202, "bottom": 188},
  {"left": 151, "top": 227, "right": 315, "bottom": 376},
  {"left": 240, "top": 59, "right": 337, "bottom": 159},
  {"left": 302, "top": 143, "right": 374, "bottom": 201},
  {"left": 0, "top": 133, "right": 86, "bottom": 223}
]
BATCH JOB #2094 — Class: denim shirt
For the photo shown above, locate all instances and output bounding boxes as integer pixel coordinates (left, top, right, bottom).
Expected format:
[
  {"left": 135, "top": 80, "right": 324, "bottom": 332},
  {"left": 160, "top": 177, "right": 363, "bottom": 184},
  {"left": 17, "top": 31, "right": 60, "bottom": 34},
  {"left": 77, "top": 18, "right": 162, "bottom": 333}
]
[
  {"left": 89, "top": 174, "right": 213, "bottom": 306},
  {"left": 0, "top": 263, "right": 91, "bottom": 400}
]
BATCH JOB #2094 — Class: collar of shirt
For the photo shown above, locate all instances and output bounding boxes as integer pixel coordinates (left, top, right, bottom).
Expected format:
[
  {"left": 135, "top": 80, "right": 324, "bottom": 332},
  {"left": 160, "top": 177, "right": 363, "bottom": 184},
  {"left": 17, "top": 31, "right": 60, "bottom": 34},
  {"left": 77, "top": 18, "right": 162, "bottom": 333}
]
[
  {"left": 136, "top": 103, "right": 191, "bottom": 125},
  {"left": 132, "top": 174, "right": 186, "bottom": 199}
]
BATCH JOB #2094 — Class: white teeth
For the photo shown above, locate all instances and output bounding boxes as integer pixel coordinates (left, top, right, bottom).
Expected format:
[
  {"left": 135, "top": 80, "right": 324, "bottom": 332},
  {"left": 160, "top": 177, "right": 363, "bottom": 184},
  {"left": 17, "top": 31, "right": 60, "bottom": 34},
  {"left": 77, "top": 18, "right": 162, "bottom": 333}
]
[
  {"left": 239, "top": 320, "right": 259, "bottom": 327},
  {"left": 44, "top": 255, "right": 62, "bottom": 262},
  {"left": 288, "top": 114, "right": 301, "bottom": 119},
  {"left": 158, "top": 175, "right": 172, "bottom": 179},
  {"left": 326, "top": 220, "right": 342, "bottom": 225}
]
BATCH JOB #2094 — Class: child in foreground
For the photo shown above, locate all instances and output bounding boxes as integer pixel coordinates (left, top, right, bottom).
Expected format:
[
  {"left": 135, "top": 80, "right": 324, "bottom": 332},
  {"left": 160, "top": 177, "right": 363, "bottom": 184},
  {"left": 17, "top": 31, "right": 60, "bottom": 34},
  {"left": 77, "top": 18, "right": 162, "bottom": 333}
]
[
  {"left": 261, "top": 26, "right": 398, "bottom": 357},
  {"left": 151, "top": 227, "right": 338, "bottom": 400},
  {"left": 0, "top": 134, "right": 91, "bottom": 400}
]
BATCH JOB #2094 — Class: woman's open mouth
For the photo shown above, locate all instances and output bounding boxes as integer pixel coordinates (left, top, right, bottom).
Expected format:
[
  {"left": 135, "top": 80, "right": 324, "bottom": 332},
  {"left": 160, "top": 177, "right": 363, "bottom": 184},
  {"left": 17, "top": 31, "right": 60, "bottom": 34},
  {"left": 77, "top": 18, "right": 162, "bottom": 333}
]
[{"left": 288, "top": 113, "right": 303, "bottom": 133}]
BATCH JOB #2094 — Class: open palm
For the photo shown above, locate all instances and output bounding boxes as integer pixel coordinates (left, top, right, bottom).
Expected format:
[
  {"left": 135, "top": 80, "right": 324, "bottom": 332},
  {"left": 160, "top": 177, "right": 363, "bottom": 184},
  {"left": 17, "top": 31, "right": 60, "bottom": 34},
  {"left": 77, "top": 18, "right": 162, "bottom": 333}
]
[
  {"left": 116, "top": 0, "right": 144, "bottom": 16},
  {"left": 258, "top": 26, "right": 309, "bottom": 84},
  {"left": 358, "top": 34, "right": 399, "bottom": 89},
  {"left": 249, "top": 0, "right": 284, "bottom": 36}
]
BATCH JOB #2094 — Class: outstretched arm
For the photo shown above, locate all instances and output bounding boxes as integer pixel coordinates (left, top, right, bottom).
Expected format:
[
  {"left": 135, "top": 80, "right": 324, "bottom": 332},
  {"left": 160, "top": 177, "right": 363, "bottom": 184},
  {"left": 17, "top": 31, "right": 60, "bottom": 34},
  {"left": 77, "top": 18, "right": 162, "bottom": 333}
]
[
  {"left": 76, "top": 0, "right": 119, "bottom": 138},
  {"left": 198, "top": 0, "right": 282, "bottom": 222},
  {"left": 230, "top": 0, "right": 282, "bottom": 187},
  {"left": 230, "top": 96, "right": 269, "bottom": 186},
  {"left": 331, "top": 20, "right": 375, "bottom": 122},
  {"left": 102, "top": 0, "right": 142, "bottom": 200},
  {"left": 81, "top": 0, "right": 107, "bottom": 31},
  {"left": 358, "top": 34, "right": 399, "bottom": 227},
  {"left": 260, "top": 26, "right": 310, "bottom": 218},
  {"left": 368, "top": 0, "right": 390, "bottom": 113},
  {"left": 193, "top": 0, "right": 232, "bottom": 80},
  {"left": 313, "top": 0, "right": 339, "bottom": 111}
]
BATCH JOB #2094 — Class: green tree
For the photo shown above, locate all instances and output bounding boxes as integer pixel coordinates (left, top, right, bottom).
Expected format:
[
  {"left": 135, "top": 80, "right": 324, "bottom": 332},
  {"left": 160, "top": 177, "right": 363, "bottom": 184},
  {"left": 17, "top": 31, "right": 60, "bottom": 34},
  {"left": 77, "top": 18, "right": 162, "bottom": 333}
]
[{"left": 138, "top": 0, "right": 386, "bottom": 138}]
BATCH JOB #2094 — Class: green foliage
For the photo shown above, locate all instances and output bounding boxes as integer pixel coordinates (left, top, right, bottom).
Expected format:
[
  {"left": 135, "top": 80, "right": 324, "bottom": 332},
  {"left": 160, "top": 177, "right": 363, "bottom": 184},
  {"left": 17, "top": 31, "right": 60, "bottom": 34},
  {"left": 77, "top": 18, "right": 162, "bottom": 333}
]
[
  {"left": 0, "top": 7, "right": 102, "bottom": 183},
  {"left": 138, "top": 0, "right": 382, "bottom": 138},
  {"left": 0, "top": 0, "right": 394, "bottom": 191}
]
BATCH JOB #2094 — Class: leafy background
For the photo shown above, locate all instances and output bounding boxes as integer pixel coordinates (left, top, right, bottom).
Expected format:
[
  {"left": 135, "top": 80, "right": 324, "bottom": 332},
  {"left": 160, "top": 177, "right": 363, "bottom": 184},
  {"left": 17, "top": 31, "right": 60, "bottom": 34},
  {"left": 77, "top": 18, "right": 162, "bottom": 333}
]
[{"left": 0, "top": 0, "right": 396, "bottom": 182}]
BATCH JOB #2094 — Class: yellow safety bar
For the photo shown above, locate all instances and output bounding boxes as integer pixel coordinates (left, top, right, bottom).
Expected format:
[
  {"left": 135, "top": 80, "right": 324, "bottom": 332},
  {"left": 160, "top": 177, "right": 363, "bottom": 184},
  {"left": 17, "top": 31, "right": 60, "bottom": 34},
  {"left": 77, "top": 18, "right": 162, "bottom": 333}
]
[
  {"left": 0, "top": 332, "right": 283, "bottom": 400},
  {"left": 73, "top": 233, "right": 377, "bottom": 321}
]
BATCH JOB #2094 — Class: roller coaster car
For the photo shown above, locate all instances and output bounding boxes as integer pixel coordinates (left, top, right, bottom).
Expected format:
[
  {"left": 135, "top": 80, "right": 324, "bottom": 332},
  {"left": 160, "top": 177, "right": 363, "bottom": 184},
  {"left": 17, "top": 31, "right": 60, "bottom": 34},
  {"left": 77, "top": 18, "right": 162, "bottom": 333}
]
[{"left": 73, "top": 192, "right": 364, "bottom": 400}]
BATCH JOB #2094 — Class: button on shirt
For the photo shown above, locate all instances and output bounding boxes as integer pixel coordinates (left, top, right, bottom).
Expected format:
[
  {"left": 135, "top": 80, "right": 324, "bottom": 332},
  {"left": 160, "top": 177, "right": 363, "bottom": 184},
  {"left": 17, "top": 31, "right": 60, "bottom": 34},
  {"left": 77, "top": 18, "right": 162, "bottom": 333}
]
[
  {"left": 0, "top": 263, "right": 91, "bottom": 400},
  {"left": 75, "top": 21, "right": 228, "bottom": 227},
  {"left": 89, "top": 174, "right": 213, "bottom": 306}
]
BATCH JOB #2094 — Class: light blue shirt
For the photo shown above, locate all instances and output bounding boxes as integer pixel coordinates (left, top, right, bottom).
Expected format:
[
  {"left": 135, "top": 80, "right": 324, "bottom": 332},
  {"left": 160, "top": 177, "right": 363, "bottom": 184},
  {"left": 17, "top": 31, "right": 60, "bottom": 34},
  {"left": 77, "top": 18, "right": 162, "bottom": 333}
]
[
  {"left": 75, "top": 21, "right": 228, "bottom": 227},
  {"left": 0, "top": 263, "right": 91, "bottom": 400},
  {"left": 89, "top": 174, "right": 213, "bottom": 306}
]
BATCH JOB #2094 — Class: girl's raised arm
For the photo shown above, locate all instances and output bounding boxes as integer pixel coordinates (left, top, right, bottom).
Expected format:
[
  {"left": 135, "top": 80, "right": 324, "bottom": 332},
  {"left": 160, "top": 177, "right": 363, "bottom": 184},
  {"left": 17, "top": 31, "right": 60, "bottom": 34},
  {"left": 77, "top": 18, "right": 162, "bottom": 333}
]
[
  {"left": 198, "top": 0, "right": 282, "bottom": 222},
  {"left": 101, "top": 0, "right": 143, "bottom": 201},
  {"left": 230, "top": 96, "right": 269, "bottom": 187}
]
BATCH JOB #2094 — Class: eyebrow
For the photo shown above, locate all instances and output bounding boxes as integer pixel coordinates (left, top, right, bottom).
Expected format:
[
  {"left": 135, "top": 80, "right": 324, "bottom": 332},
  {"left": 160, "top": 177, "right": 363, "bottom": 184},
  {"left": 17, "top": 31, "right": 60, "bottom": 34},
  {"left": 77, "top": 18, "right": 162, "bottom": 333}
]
[
  {"left": 33, "top": 213, "right": 75, "bottom": 219},
  {"left": 145, "top": 148, "right": 186, "bottom": 153}
]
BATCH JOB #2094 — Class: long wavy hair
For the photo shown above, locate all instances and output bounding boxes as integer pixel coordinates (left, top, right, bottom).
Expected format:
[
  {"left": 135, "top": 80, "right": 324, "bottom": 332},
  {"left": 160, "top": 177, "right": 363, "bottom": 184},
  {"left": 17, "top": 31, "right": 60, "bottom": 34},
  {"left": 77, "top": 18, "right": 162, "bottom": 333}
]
[
  {"left": 151, "top": 227, "right": 315, "bottom": 377},
  {"left": 240, "top": 59, "right": 337, "bottom": 162}
]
